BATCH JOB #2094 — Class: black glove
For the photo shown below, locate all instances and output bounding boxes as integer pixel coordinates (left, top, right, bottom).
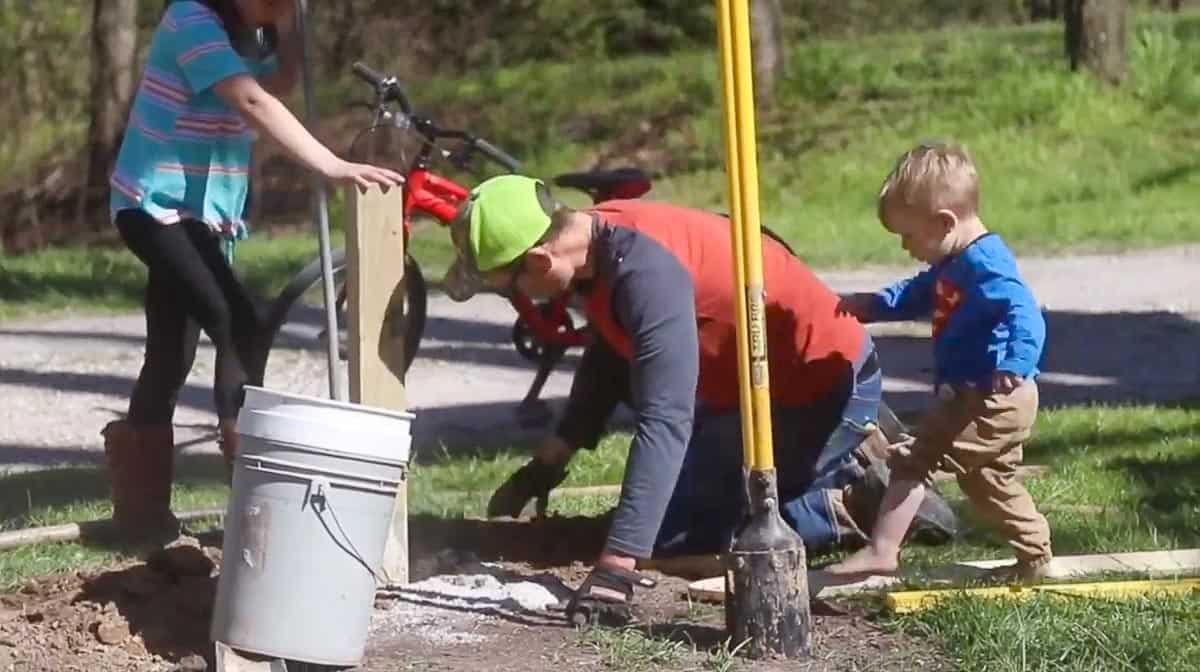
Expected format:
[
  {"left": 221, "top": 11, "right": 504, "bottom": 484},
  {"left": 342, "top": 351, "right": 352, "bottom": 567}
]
[
  {"left": 486, "top": 458, "right": 569, "bottom": 519},
  {"left": 565, "top": 565, "right": 657, "bottom": 628}
]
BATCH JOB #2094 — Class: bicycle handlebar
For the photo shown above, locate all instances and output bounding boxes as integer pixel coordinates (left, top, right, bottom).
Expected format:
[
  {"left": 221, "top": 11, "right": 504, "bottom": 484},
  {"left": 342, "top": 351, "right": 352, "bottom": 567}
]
[
  {"left": 474, "top": 138, "right": 521, "bottom": 172},
  {"left": 351, "top": 61, "right": 385, "bottom": 88},
  {"left": 350, "top": 62, "right": 521, "bottom": 174},
  {"left": 351, "top": 61, "right": 412, "bottom": 114}
]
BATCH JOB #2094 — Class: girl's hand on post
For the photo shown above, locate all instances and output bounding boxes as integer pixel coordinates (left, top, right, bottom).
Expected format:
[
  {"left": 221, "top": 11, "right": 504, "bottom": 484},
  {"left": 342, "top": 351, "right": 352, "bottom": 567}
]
[{"left": 322, "top": 160, "right": 406, "bottom": 191}]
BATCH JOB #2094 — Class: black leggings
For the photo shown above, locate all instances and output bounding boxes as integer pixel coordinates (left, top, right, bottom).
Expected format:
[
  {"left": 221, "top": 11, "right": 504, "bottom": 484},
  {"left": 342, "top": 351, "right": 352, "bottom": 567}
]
[{"left": 116, "top": 209, "right": 265, "bottom": 425}]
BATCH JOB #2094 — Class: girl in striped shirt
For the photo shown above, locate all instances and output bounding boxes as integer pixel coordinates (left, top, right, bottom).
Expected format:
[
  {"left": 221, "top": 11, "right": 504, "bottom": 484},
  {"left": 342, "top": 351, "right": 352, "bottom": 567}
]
[{"left": 104, "top": 0, "right": 403, "bottom": 543}]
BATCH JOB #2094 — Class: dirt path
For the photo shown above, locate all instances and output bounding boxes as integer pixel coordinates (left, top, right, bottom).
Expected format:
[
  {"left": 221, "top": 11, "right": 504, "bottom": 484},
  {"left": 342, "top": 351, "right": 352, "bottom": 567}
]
[
  {"left": 1, "top": 522, "right": 953, "bottom": 672},
  {"left": 3, "top": 244, "right": 1199, "bottom": 472}
]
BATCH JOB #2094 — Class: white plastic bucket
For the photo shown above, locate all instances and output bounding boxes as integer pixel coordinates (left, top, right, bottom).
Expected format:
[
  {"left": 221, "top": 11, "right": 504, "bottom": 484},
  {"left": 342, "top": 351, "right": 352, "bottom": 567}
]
[{"left": 210, "top": 386, "right": 413, "bottom": 666}]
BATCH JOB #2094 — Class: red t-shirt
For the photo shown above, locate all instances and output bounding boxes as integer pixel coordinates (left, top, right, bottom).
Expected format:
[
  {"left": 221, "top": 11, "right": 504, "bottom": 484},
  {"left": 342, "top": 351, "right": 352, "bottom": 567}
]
[{"left": 585, "top": 199, "right": 866, "bottom": 410}]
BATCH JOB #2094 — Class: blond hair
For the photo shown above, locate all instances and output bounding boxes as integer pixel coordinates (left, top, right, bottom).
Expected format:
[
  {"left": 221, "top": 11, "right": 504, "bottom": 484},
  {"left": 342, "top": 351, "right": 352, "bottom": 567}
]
[{"left": 878, "top": 142, "right": 980, "bottom": 220}]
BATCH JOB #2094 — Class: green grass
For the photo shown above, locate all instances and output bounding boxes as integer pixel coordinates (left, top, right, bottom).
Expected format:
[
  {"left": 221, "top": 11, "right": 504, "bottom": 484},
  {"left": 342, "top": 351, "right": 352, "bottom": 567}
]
[
  {"left": 0, "top": 215, "right": 457, "bottom": 321},
  {"left": 8, "top": 13, "right": 1200, "bottom": 318},
  {"left": 0, "top": 231, "right": 321, "bottom": 321},
  {"left": 892, "top": 593, "right": 1200, "bottom": 672},
  {"left": 400, "top": 12, "right": 1200, "bottom": 266},
  {"left": 578, "top": 615, "right": 749, "bottom": 672},
  {"left": 1, "top": 404, "right": 1198, "bottom": 667}
]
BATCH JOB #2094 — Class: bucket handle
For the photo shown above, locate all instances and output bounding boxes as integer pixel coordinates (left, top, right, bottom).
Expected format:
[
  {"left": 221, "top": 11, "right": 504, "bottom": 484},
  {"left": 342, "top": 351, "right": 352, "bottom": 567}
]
[
  {"left": 304, "top": 476, "right": 388, "bottom": 586},
  {"left": 242, "top": 455, "right": 402, "bottom": 495}
]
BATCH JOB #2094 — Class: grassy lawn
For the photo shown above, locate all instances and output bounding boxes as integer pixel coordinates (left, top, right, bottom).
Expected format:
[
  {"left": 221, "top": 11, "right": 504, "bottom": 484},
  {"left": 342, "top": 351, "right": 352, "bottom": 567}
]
[
  {"left": 7, "top": 12, "right": 1200, "bottom": 320},
  {"left": 2, "top": 404, "right": 1198, "bottom": 669}
]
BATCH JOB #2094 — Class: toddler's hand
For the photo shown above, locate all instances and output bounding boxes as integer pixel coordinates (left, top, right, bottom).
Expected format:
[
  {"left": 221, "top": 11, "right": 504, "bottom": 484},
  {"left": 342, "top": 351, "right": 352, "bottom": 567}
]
[
  {"left": 836, "top": 293, "right": 876, "bottom": 322},
  {"left": 992, "top": 371, "right": 1023, "bottom": 394}
]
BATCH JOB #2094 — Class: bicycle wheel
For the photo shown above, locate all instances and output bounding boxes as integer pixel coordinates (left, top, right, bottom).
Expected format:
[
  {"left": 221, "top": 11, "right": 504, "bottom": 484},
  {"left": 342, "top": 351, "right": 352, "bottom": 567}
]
[{"left": 261, "top": 249, "right": 427, "bottom": 386}]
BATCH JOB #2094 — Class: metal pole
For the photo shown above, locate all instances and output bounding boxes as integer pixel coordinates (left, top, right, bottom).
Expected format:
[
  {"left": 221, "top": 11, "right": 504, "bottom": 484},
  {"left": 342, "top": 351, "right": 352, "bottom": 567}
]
[
  {"left": 716, "top": 0, "right": 810, "bottom": 659},
  {"left": 296, "top": 0, "right": 344, "bottom": 401}
]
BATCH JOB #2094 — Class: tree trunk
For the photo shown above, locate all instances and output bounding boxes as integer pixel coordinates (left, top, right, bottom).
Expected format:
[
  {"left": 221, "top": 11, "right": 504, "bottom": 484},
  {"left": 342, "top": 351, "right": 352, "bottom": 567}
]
[
  {"left": 1065, "top": 0, "right": 1127, "bottom": 85},
  {"left": 750, "top": 0, "right": 785, "bottom": 106},
  {"left": 82, "top": 0, "right": 139, "bottom": 231},
  {"left": 1030, "top": 0, "right": 1063, "bottom": 20}
]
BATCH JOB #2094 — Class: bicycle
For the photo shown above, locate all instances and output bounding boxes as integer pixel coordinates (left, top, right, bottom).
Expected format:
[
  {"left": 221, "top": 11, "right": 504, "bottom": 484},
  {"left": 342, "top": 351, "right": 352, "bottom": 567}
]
[{"left": 260, "top": 61, "right": 653, "bottom": 426}]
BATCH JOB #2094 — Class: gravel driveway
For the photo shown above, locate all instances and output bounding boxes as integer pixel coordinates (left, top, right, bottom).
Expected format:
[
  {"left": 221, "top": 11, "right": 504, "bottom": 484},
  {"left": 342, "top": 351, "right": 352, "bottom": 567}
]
[{"left": 3, "top": 245, "right": 1198, "bottom": 473}]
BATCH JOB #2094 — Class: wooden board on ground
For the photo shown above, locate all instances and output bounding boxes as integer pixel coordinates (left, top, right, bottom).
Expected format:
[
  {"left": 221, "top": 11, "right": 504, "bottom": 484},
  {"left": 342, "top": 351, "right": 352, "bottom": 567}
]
[
  {"left": 686, "top": 548, "right": 1200, "bottom": 604},
  {"left": 886, "top": 577, "right": 1200, "bottom": 614},
  {"left": 347, "top": 183, "right": 409, "bottom": 586}
]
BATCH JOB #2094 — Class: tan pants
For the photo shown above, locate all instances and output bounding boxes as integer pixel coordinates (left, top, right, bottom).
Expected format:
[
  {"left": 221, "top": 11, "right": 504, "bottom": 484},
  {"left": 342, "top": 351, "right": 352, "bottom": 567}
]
[{"left": 892, "top": 380, "right": 1052, "bottom": 564}]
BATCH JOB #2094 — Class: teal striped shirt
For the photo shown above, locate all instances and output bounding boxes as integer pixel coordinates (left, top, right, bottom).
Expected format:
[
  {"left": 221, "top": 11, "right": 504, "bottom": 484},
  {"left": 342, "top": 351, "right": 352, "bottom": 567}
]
[{"left": 110, "top": 1, "right": 275, "bottom": 252}]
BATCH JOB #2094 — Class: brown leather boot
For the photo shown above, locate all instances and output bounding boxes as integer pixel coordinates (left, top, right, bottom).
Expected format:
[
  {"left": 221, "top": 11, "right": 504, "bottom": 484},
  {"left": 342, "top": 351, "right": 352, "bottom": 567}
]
[
  {"left": 102, "top": 420, "right": 180, "bottom": 545},
  {"left": 218, "top": 419, "right": 239, "bottom": 484}
]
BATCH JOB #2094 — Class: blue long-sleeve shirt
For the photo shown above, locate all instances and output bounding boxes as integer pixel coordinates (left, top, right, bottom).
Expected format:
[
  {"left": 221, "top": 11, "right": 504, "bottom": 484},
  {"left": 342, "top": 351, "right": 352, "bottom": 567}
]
[{"left": 871, "top": 233, "right": 1046, "bottom": 388}]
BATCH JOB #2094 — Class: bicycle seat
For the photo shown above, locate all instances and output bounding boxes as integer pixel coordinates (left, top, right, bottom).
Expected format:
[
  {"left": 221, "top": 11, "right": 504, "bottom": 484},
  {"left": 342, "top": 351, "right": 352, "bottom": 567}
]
[{"left": 553, "top": 167, "right": 652, "bottom": 200}]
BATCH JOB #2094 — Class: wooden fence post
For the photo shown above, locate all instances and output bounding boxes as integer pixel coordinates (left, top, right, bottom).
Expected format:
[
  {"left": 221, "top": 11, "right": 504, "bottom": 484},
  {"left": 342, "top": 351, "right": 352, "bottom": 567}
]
[{"left": 346, "top": 183, "right": 409, "bottom": 586}]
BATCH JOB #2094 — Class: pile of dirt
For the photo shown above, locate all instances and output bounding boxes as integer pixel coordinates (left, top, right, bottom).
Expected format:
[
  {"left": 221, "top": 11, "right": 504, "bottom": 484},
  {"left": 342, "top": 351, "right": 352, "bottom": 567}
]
[{"left": 0, "top": 536, "right": 221, "bottom": 672}]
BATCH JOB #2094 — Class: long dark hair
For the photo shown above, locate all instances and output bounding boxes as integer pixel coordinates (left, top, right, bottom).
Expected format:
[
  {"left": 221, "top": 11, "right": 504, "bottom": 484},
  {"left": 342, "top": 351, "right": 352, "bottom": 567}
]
[
  {"left": 163, "top": 0, "right": 268, "bottom": 57},
  {"left": 199, "top": 1, "right": 248, "bottom": 36}
]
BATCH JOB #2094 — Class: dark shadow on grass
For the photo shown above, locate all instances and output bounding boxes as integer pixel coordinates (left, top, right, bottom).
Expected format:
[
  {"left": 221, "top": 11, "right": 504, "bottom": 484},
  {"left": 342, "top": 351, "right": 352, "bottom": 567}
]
[
  {"left": 640, "top": 622, "right": 730, "bottom": 650},
  {"left": 407, "top": 400, "right": 635, "bottom": 464},
  {"left": 0, "top": 467, "right": 111, "bottom": 528},
  {"left": 1023, "top": 402, "right": 1200, "bottom": 462},
  {"left": 869, "top": 310, "right": 1200, "bottom": 416},
  {"left": 1109, "top": 452, "right": 1200, "bottom": 544},
  {"left": 0, "top": 266, "right": 144, "bottom": 307},
  {"left": 0, "top": 453, "right": 230, "bottom": 532},
  {"left": 408, "top": 512, "right": 612, "bottom": 571},
  {"left": 924, "top": 467, "right": 1200, "bottom": 560},
  {"left": 1132, "top": 163, "right": 1200, "bottom": 193}
]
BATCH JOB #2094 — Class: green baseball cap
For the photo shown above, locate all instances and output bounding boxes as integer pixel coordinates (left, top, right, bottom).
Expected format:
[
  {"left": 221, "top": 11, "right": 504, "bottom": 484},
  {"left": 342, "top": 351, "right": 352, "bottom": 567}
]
[{"left": 443, "top": 174, "right": 555, "bottom": 302}]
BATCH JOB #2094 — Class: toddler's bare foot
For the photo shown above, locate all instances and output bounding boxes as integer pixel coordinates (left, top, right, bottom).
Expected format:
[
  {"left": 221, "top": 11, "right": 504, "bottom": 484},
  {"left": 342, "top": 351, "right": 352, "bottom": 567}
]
[{"left": 825, "top": 546, "right": 899, "bottom": 577}]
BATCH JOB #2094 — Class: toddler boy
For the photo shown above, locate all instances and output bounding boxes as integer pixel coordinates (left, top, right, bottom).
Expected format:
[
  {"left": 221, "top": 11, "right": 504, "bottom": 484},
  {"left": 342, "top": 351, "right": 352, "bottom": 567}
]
[{"left": 828, "top": 142, "right": 1052, "bottom": 582}]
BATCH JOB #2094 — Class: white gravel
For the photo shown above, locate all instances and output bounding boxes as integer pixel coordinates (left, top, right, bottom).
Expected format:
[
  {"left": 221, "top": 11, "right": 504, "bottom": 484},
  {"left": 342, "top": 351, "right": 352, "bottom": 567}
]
[
  {"left": 3, "top": 244, "right": 1200, "bottom": 473},
  {"left": 370, "top": 571, "right": 565, "bottom": 646}
]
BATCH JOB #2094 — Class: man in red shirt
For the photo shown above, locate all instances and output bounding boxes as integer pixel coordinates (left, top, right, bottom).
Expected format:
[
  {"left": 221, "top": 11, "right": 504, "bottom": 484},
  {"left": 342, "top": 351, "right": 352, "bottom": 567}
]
[{"left": 444, "top": 175, "right": 949, "bottom": 623}]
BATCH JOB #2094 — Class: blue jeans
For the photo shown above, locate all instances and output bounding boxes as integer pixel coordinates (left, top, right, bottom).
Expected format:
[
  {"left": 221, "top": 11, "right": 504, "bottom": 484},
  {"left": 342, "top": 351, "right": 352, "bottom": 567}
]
[{"left": 653, "top": 338, "right": 883, "bottom": 556}]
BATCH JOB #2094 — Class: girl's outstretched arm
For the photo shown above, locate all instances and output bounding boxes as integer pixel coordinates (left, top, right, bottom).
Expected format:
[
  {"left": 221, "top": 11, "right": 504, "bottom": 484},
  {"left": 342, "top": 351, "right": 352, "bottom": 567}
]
[{"left": 214, "top": 74, "right": 403, "bottom": 190}]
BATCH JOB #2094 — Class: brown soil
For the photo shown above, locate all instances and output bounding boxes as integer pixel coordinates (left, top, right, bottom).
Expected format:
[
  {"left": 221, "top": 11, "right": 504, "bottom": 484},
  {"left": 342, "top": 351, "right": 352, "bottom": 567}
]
[{"left": 0, "top": 516, "right": 951, "bottom": 672}]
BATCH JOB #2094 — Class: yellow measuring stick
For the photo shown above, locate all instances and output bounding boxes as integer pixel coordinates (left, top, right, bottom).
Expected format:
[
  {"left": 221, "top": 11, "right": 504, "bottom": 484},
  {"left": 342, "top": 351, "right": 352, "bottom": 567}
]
[{"left": 886, "top": 578, "right": 1200, "bottom": 614}]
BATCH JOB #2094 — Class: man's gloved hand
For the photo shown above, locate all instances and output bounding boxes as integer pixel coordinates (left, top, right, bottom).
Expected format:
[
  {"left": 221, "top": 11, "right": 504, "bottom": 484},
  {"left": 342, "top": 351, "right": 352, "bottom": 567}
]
[
  {"left": 486, "top": 458, "right": 569, "bottom": 519},
  {"left": 565, "top": 565, "right": 657, "bottom": 627}
]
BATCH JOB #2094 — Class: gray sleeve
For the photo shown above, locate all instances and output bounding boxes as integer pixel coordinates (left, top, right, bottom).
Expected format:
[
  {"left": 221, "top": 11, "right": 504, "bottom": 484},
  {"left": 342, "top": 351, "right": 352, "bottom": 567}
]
[
  {"left": 603, "top": 249, "right": 699, "bottom": 558},
  {"left": 555, "top": 339, "right": 630, "bottom": 452}
]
